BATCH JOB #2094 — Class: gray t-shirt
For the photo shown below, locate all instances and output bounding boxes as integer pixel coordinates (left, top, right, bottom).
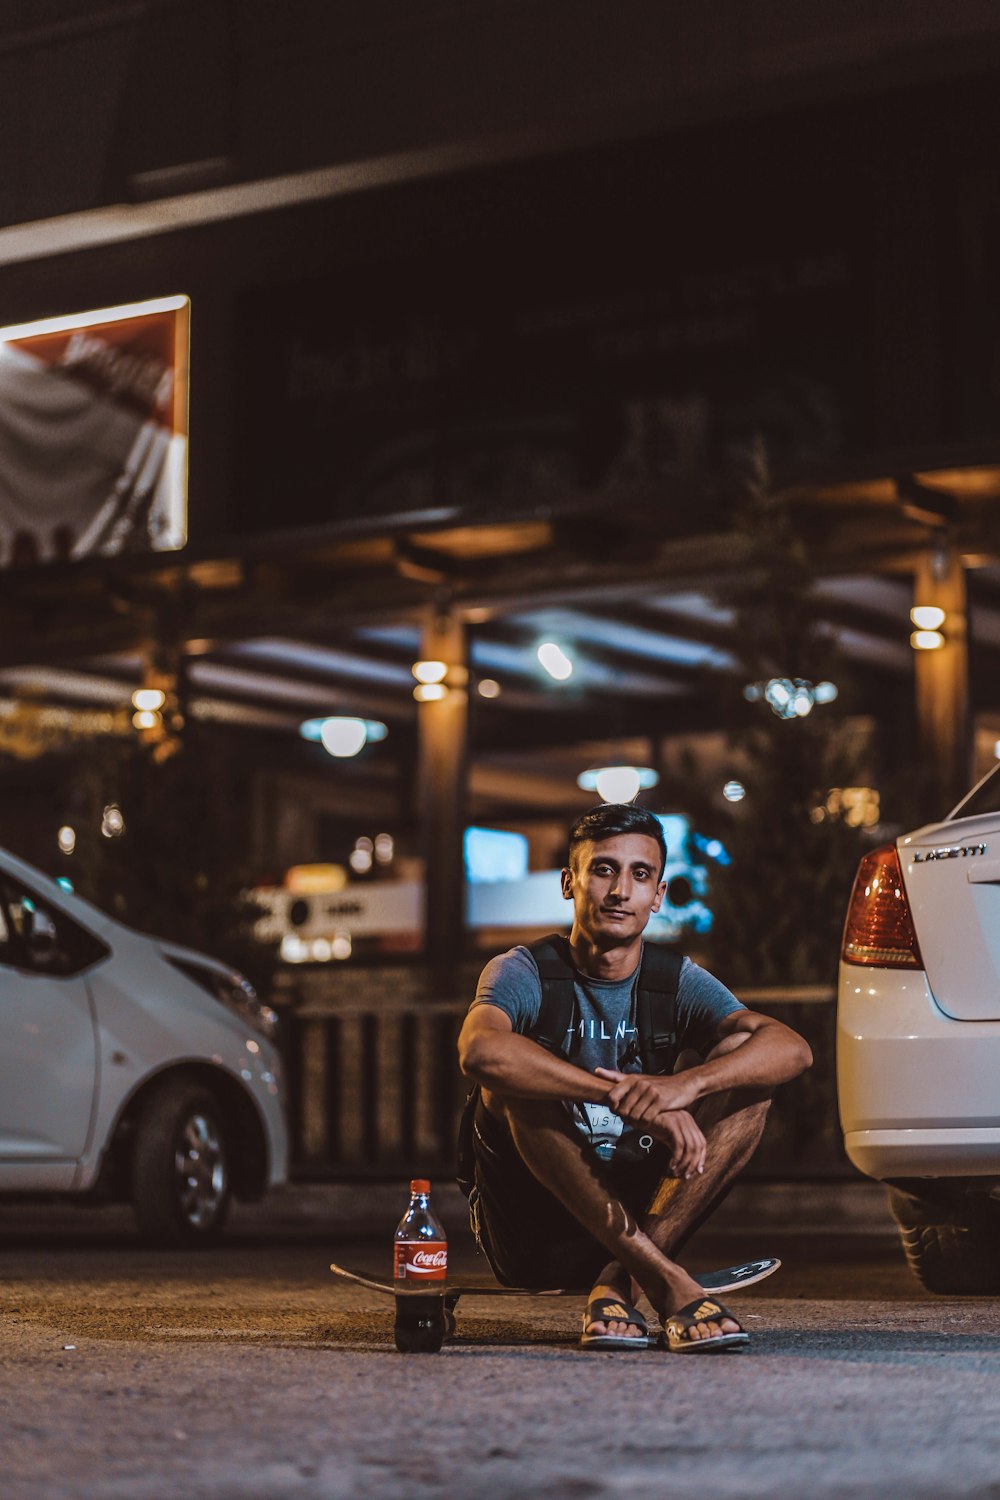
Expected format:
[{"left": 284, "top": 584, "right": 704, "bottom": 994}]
[{"left": 472, "top": 944, "right": 743, "bottom": 1163}]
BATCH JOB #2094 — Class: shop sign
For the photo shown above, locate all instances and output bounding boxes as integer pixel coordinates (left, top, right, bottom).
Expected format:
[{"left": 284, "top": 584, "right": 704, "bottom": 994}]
[{"left": 0, "top": 295, "right": 189, "bottom": 569}]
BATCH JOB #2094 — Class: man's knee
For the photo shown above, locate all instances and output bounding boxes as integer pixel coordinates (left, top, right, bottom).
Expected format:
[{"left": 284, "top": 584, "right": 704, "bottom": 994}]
[
  {"left": 706, "top": 1030, "right": 751, "bottom": 1062},
  {"left": 709, "top": 1031, "right": 775, "bottom": 1106}
]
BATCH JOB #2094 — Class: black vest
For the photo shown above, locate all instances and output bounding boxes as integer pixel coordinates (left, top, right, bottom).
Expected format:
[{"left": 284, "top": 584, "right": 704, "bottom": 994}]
[{"left": 528, "top": 933, "right": 683, "bottom": 1076}]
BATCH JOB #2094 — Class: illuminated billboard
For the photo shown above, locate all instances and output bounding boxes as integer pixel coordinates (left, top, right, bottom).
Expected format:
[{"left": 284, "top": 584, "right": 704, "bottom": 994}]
[{"left": 0, "top": 295, "right": 188, "bottom": 567}]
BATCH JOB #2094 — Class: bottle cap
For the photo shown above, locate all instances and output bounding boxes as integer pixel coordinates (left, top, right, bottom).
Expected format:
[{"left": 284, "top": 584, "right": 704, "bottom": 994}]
[{"left": 410, "top": 1178, "right": 430, "bottom": 1194}]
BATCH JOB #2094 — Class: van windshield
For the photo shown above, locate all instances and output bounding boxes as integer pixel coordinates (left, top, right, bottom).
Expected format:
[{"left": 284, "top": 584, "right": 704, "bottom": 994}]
[{"left": 950, "top": 763, "right": 1000, "bottom": 821}]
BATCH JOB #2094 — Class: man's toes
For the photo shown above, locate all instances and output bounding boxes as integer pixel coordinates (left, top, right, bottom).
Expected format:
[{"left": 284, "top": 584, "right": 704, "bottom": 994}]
[{"left": 697, "top": 1318, "right": 739, "bottom": 1339}]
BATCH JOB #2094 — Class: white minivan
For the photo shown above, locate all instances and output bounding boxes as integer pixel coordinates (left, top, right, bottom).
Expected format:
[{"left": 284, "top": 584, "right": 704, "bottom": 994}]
[{"left": 0, "top": 844, "right": 288, "bottom": 1244}]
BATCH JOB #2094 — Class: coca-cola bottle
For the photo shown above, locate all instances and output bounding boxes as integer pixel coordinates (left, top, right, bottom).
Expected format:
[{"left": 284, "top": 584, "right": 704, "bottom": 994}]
[{"left": 393, "top": 1178, "right": 447, "bottom": 1353}]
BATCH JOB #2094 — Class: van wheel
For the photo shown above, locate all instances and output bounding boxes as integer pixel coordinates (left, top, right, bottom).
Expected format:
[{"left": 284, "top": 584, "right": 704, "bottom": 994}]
[
  {"left": 888, "top": 1184, "right": 1000, "bottom": 1294},
  {"left": 132, "top": 1079, "right": 231, "bottom": 1246}
]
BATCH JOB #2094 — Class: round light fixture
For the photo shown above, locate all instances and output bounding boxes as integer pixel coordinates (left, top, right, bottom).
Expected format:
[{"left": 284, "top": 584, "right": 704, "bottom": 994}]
[
  {"left": 746, "top": 677, "right": 838, "bottom": 718},
  {"left": 101, "top": 804, "right": 125, "bottom": 838},
  {"left": 577, "top": 766, "right": 659, "bottom": 804},
  {"left": 132, "top": 687, "right": 166, "bottom": 712},
  {"left": 910, "top": 629, "right": 945, "bottom": 651},
  {"left": 299, "top": 717, "right": 388, "bottom": 756},
  {"left": 910, "top": 605, "right": 946, "bottom": 631},
  {"left": 477, "top": 678, "right": 501, "bottom": 699},
  {"left": 537, "top": 642, "right": 574, "bottom": 681},
  {"left": 412, "top": 659, "right": 448, "bottom": 685},
  {"left": 723, "top": 780, "right": 746, "bottom": 803},
  {"left": 321, "top": 718, "right": 366, "bottom": 757}
]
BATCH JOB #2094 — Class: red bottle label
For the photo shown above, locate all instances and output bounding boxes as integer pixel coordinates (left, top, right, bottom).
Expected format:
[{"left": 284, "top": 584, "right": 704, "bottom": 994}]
[{"left": 394, "top": 1240, "right": 448, "bottom": 1281}]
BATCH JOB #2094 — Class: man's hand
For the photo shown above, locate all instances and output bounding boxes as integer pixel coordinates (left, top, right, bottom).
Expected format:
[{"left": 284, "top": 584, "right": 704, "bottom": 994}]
[
  {"left": 595, "top": 1066, "right": 697, "bottom": 1121},
  {"left": 595, "top": 1068, "right": 706, "bottom": 1178}
]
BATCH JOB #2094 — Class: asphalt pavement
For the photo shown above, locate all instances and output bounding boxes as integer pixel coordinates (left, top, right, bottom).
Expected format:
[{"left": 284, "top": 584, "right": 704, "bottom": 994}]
[{"left": 2, "top": 1180, "right": 999, "bottom": 1500}]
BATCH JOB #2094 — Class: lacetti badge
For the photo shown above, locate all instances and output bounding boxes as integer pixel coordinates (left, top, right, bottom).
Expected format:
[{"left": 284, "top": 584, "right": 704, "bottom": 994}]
[{"left": 913, "top": 844, "right": 987, "bottom": 863}]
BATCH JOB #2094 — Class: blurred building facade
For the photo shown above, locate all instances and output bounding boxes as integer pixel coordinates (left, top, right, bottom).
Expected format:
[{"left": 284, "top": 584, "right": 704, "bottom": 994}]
[{"left": 3, "top": 3, "right": 1000, "bottom": 1174}]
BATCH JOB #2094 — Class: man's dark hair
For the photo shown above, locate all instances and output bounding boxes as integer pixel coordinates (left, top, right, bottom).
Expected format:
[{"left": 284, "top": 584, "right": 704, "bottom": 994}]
[{"left": 567, "top": 803, "right": 667, "bottom": 878}]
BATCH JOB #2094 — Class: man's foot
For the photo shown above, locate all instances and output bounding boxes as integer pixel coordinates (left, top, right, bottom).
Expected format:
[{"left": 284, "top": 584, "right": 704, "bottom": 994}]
[
  {"left": 579, "top": 1283, "right": 652, "bottom": 1348},
  {"left": 662, "top": 1295, "right": 749, "bottom": 1353},
  {"left": 651, "top": 1269, "right": 745, "bottom": 1346}
]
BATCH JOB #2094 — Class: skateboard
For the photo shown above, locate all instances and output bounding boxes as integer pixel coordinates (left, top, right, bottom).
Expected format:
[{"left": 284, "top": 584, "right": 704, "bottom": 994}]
[{"left": 329, "top": 1260, "right": 779, "bottom": 1320}]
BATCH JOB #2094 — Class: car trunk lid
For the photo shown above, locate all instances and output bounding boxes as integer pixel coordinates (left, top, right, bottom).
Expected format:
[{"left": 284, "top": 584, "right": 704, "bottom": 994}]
[{"left": 900, "top": 814, "right": 1000, "bottom": 1021}]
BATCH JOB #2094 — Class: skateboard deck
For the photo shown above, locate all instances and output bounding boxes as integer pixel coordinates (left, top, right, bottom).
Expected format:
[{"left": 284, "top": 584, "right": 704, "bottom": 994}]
[{"left": 329, "top": 1256, "right": 780, "bottom": 1300}]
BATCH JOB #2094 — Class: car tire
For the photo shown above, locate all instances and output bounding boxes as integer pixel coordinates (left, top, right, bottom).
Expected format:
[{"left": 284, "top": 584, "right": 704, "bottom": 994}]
[
  {"left": 131, "top": 1078, "right": 232, "bottom": 1247},
  {"left": 888, "top": 1183, "right": 1000, "bottom": 1294}
]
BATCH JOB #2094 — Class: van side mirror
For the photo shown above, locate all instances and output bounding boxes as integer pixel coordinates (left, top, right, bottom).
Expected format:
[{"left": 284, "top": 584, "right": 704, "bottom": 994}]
[{"left": 23, "top": 904, "right": 58, "bottom": 966}]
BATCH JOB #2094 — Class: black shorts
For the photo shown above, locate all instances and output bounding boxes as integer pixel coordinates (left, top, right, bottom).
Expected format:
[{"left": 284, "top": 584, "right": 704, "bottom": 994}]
[{"left": 466, "top": 1092, "right": 669, "bottom": 1290}]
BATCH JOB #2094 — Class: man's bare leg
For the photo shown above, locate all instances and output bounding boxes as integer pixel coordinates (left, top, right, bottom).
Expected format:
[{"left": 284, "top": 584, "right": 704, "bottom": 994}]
[
  {"left": 492, "top": 1087, "right": 762, "bottom": 1343},
  {"left": 590, "top": 1033, "right": 771, "bottom": 1342},
  {"left": 589, "top": 1083, "right": 770, "bottom": 1340}
]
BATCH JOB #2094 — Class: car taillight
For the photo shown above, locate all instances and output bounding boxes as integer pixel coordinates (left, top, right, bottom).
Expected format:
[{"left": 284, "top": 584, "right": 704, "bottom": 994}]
[{"left": 841, "top": 843, "right": 923, "bottom": 969}]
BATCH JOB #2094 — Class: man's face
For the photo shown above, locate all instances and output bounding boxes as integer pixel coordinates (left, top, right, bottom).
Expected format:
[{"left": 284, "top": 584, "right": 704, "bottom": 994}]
[{"left": 561, "top": 833, "right": 666, "bottom": 948}]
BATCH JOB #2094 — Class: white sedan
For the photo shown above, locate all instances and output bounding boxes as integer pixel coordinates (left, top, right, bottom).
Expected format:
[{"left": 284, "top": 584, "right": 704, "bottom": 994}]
[
  {"left": 838, "top": 762, "right": 1000, "bottom": 1291},
  {"left": 0, "top": 844, "right": 288, "bottom": 1244}
]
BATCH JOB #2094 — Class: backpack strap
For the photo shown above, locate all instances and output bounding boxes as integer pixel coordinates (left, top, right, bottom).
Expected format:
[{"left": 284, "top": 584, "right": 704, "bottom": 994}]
[
  {"left": 527, "top": 933, "right": 577, "bottom": 1056},
  {"left": 635, "top": 944, "right": 684, "bottom": 1075}
]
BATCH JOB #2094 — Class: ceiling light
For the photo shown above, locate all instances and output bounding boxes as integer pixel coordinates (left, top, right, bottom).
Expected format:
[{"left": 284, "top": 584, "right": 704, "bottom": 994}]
[
  {"left": 299, "top": 717, "right": 388, "bottom": 756},
  {"left": 57, "top": 825, "right": 76, "bottom": 855},
  {"left": 412, "top": 659, "right": 448, "bottom": 684},
  {"left": 537, "top": 642, "right": 573, "bottom": 681},
  {"left": 747, "top": 678, "right": 837, "bottom": 715},
  {"left": 910, "top": 630, "right": 945, "bottom": 651},
  {"left": 374, "top": 833, "right": 394, "bottom": 863},
  {"left": 791, "top": 686, "right": 814, "bottom": 717},
  {"left": 910, "top": 605, "right": 946, "bottom": 631},
  {"left": 321, "top": 719, "right": 367, "bottom": 756},
  {"left": 477, "top": 678, "right": 501, "bottom": 698},
  {"left": 132, "top": 687, "right": 166, "bottom": 712},
  {"left": 413, "top": 683, "right": 447, "bottom": 702},
  {"left": 101, "top": 804, "right": 125, "bottom": 838},
  {"left": 723, "top": 780, "right": 746, "bottom": 802},
  {"left": 577, "top": 766, "right": 659, "bottom": 803}
]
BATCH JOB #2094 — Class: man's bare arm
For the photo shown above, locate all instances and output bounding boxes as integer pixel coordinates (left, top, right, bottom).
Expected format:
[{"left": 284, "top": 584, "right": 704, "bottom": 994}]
[
  {"left": 458, "top": 1003, "right": 619, "bottom": 1105},
  {"left": 597, "top": 1009, "right": 812, "bottom": 1122}
]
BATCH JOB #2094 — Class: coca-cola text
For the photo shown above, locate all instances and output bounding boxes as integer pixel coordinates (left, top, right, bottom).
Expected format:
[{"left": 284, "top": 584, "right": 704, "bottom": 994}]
[{"left": 394, "top": 1240, "right": 448, "bottom": 1280}]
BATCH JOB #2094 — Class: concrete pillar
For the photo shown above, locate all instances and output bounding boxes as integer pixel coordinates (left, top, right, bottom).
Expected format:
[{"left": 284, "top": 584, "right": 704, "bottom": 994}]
[
  {"left": 913, "top": 545, "right": 971, "bottom": 810},
  {"left": 416, "top": 608, "right": 468, "bottom": 997}
]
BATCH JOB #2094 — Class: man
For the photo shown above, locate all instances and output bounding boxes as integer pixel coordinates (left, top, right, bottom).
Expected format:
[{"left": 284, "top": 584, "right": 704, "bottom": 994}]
[{"left": 457, "top": 802, "right": 812, "bottom": 1352}]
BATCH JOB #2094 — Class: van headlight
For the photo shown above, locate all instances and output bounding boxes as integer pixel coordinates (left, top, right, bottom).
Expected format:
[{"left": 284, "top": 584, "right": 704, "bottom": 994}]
[{"left": 167, "top": 956, "right": 280, "bottom": 1039}]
